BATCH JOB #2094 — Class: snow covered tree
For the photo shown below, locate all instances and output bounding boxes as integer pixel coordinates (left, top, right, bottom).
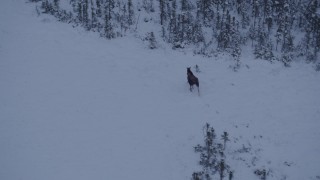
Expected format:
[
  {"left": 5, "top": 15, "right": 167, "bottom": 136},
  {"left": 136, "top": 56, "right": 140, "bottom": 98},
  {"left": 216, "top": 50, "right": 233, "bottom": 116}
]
[
  {"left": 302, "top": 0, "right": 320, "bottom": 63},
  {"left": 254, "top": 169, "right": 267, "bottom": 180},
  {"left": 194, "top": 123, "right": 218, "bottom": 179},
  {"left": 143, "top": 0, "right": 155, "bottom": 13},
  {"left": 192, "top": 172, "right": 203, "bottom": 180},
  {"left": 158, "top": 0, "right": 168, "bottom": 39},
  {"left": 193, "top": 123, "right": 232, "bottom": 180},
  {"left": 192, "top": 16, "right": 205, "bottom": 44},
  {"left": 127, "top": 0, "right": 135, "bottom": 26},
  {"left": 41, "top": 0, "right": 53, "bottom": 14},
  {"left": 221, "top": 132, "right": 229, "bottom": 150},
  {"left": 218, "top": 159, "right": 230, "bottom": 180},
  {"left": 196, "top": 0, "right": 214, "bottom": 26},
  {"left": 146, "top": 32, "right": 158, "bottom": 49},
  {"left": 159, "top": 0, "right": 167, "bottom": 25},
  {"left": 168, "top": 0, "right": 179, "bottom": 45},
  {"left": 235, "top": 0, "right": 250, "bottom": 29},
  {"left": 89, "top": 0, "right": 97, "bottom": 29},
  {"left": 254, "top": 20, "right": 274, "bottom": 61},
  {"left": 82, "top": 0, "right": 89, "bottom": 29},
  {"left": 53, "top": 0, "right": 60, "bottom": 13},
  {"left": 103, "top": 0, "right": 115, "bottom": 39},
  {"left": 96, "top": 0, "right": 102, "bottom": 18},
  {"left": 177, "top": 0, "right": 194, "bottom": 45},
  {"left": 118, "top": 2, "right": 128, "bottom": 34}
]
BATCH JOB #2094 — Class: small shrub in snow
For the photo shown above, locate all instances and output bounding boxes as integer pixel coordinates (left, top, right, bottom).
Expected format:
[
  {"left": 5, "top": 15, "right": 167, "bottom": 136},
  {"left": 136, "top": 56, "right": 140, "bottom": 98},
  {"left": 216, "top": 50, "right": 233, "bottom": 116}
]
[
  {"left": 254, "top": 168, "right": 267, "bottom": 180},
  {"left": 281, "top": 53, "right": 293, "bottom": 67},
  {"left": 144, "top": 32, "right": 157, "bottom": 49},
  {"left": 195, "top": 64, "right": 201, "bottom": 73},
  {"left": 221, "top": 132, "right": 230, "bottom": 150}
]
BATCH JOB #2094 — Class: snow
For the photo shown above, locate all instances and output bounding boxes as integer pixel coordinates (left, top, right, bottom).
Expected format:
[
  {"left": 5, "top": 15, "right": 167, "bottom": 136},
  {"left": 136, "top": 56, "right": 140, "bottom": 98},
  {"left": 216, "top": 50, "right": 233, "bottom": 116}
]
[{"left": 1, "top": 1, "right": 320, "bottom": 180}]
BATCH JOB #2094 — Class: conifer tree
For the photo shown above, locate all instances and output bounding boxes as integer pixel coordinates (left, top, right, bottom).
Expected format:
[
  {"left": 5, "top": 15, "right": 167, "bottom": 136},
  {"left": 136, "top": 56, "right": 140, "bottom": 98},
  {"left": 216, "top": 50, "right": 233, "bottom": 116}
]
[
  {"left": 178, "top": 0, "right": 194, "bottom": 45},
  {"left": 104, "top": 0, "right": 115, "bottom": 39},
  {"left": 194, "top": 123, "right": 218, "bottom": 178},
  {"left": 147, "top": 32, "right": 157, "bottom": 49},
  {"left": 127, "top": 0, "right": 134, "bottom": 26},
  {"left": 221, "top": 132, "right": 229, "bottom": 150},
  {"left": 143, "top": 0, "right": 155, "bottom": 13},
  {"left": 193, "top": 123, "right": 232, "bottom": 180},
  {"left": 196, "top": 0, "right": 214, "bottom": 26},
  {"left": 96, "top": 0, "right": 102, "bottom": 18},
  {"left": 119, "top": 2, "right": 128, "bottom": 34},
  {"left": 159, "top": 0, "right": 167, "bottom": 25},
  {"left": 192, "top": 17, "right": 205, "bottom": 45},
  {"left": 254, "top": 19, "right": 274, "bottom": 61},
  {"left": 168, "top": 0, "right": 178, "bottom": 44},
  {"left": 75, "top": 1, "right": 83, "bottom": 24},
  {"left": 53, "top": 0, "right": 60, "bottom": 13},
  {"left": 82, "top": 0, "right": 89, "bottom": 29},
  {"left": 303, "top": 0, "right": 320, "bottom": 62},
  {"left": 90, "top": 0, "right": 97, "bottom": 29},
  {"left": 41, "top": 0, "right": 53, "bottom": 14}
]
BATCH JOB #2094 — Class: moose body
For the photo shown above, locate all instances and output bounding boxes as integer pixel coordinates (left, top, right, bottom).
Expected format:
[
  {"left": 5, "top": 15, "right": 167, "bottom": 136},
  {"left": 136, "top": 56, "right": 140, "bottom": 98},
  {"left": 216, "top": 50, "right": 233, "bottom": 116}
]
[{"left": 187, "top": 67, "right": 200, "bottom": 95}]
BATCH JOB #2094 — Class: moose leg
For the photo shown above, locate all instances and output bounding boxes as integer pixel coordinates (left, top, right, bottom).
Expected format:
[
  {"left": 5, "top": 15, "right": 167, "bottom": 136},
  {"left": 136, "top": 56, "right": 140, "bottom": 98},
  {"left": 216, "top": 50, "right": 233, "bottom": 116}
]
[
  {"left": 190, "top": 85, "right": 193, "bottom": 92},
  {"left": 197, "top": 86, "right": 200, "bottom": 96}
]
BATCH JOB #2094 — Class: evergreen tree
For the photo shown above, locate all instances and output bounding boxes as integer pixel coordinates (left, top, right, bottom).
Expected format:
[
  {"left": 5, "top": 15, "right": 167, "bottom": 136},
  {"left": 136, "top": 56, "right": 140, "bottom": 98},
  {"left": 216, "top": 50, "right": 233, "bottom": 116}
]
[
  {"left": 82, "top": 0, "right": 89, "bottom": 29},
  {"left": 147, "top": 32, "right": 157, "bottom": 49},
  {"left": 221, "top": 132, "right": 229, "bottom": 150},
  {"left": 218, "top": 159, "right": 228, "bottom": 180},
  {"left": 303, "top": 0, "right": 320, "bottom": 62},
  {"left": 143, "top": 0, "right": 155, "bottom": 13},
  {"left": 53, "top": 0, "right": 60, "bottom": 13},
  {"left": 218, "top": 12, "right": 241, "bottom": 53},
  {"left": 263, "top": 0, "right": 272, "bottom": 20},
  {"left": 254, "top": 19, "right": 274, "bottom": 61},
  {"left": 178, "top": 0, "right": 194, "bottom": 45},
  {"left": 168, "top": 0, "right": 179, "bottom": 45},
  {"left": 194, "top": 123, "right": 218, "bottom": 178},
  {"left": 90, "top": 0, "right": 97, "bottom": 29},
  {"left": 96, "top": 0, "right": 102, "bottom": 18},
  {"left": 159, "top": 0, "right": 167, "bottom": 25},
  {"left": 75, "top": 1, "right": 83, "bottom": 24},
  {"left": 196, "top": 0, "right": 214, "bottom": 26},
  {"left": 235, "top": 0, "right": 250, "bottom": 29},
  {"left": 104, "top": 0, "right": 115, "bottom": 39},
  {"left": 41, "top": 0, "right": 53, "bottom": 14},
  {"left": 275, "top": 27, "right": 282, "bottom": 51},
  {"left": 192, "top": 19, "right": 205, "bottom": 45},
  {"left": 127, "top": 0, "right": 134, "bottom": 26},
  {"left": 193, "top": 123, "right": 232, "bottom": 180},
  {"left": 252, "top": 0, "right": 261, "bottom": 30},
  {"left": 119, "top": 2, "right": 128, "bottom": 34}
]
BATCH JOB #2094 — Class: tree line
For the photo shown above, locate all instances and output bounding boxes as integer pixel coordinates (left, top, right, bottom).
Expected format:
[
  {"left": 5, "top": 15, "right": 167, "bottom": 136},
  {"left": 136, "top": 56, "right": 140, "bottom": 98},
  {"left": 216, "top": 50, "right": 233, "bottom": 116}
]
[{"left": 31, "top": 0, "right": 319, "bottom": 68}]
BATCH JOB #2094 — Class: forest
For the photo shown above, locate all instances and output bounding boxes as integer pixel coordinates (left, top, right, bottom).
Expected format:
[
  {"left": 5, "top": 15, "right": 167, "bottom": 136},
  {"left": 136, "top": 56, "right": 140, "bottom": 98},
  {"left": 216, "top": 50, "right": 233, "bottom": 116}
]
[{"left": 31, "top": 0, "right": 319, "bottom": 69}]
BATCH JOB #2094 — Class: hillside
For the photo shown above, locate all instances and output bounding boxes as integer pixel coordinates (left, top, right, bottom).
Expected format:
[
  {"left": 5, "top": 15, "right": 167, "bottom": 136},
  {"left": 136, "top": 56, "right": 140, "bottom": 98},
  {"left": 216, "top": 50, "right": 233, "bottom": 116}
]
[
  {"left": 30, "top": 0, "right": 320, "bottom": 69},
  {"left": 1, "top": 0, "right": 320, "bottom": 180}
]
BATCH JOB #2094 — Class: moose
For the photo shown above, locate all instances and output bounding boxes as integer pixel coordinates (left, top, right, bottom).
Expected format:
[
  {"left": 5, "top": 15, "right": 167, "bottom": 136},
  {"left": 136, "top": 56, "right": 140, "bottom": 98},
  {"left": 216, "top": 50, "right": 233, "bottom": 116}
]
[{"left": 187, "top": 67, "right": 200, "bottom": 96}]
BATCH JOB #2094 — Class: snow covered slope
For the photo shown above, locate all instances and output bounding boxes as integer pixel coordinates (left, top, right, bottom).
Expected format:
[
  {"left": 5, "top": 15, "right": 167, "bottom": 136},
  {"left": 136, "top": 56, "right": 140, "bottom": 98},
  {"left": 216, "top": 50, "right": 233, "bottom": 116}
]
[{"left": 1, "top": 1, "right": 320, "bottom": 180}]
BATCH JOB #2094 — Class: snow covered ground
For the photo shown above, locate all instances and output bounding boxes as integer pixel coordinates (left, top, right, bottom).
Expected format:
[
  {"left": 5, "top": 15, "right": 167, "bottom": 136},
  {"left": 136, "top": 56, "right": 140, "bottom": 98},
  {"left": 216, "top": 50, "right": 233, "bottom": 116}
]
[{"left": 1, "top": 1, "right": 320, "bottom": 180}]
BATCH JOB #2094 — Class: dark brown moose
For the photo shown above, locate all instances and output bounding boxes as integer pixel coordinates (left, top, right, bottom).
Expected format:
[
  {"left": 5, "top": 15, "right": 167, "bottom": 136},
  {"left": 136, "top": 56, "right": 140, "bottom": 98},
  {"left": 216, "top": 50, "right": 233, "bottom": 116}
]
[{"left": 187, "top": 67, "right": 200, "bottom": 96}]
